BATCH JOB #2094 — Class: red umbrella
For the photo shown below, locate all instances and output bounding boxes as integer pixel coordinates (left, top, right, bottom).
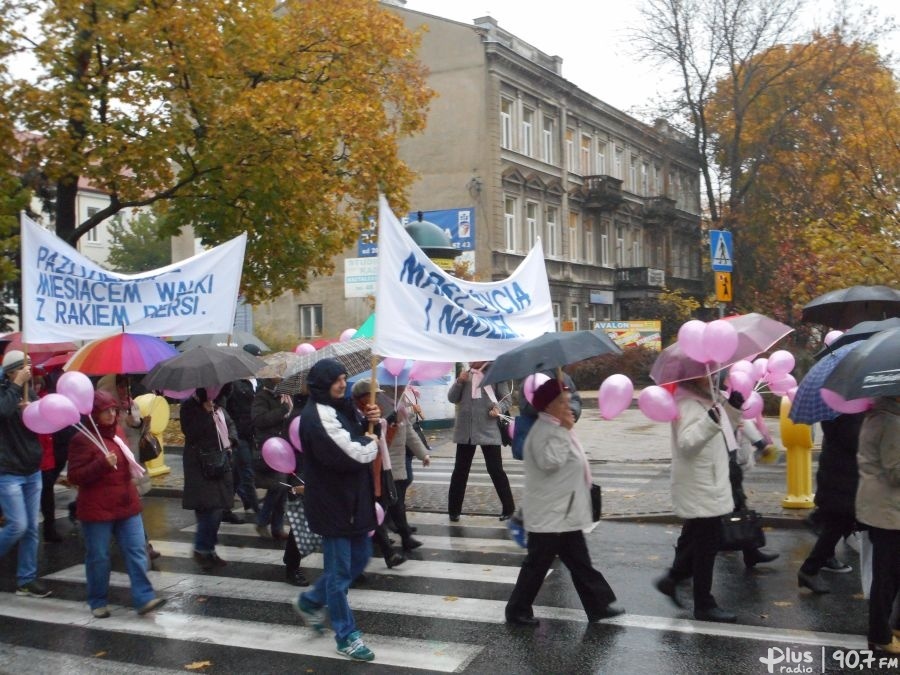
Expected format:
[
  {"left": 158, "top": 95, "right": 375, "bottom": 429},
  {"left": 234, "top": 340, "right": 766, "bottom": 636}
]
[
  {"left": 1, "top": 332, "right": 78, "bottom": 356},
  {"left": 63, "top": 333, "right": 179, "bottom": 375},
  {"left": 650, "top": 313, "right": 793, "bottom": 385}
]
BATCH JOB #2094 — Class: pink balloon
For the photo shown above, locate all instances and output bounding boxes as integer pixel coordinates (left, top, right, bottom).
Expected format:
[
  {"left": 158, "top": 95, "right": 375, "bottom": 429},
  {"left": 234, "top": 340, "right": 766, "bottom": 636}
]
[
  {"left": 288, "top": 415, "right": 302, "bottom": 452},
  {"left": 786, "top": 386, "right": 798, "bottom": 403},
  {"left": 727, "top": 370, "right": 755, "bottom": 399},
  {"left": 523, "top": 373, "right": 551, "bottom": 405},
  {"left": 820, "top": 388, "right": 873, "bottom": 414},
  {"left": 294, "top": 343, "right": 315, "bottom": 355},
  {"left": 824, "top": 330, "right": 843, "bottom": 346},
  {"left": 163, "top": 388, "right": 195, "bottom": 400},
  {"left": 39, "top": 393, "right": 81, "bottom": 431},
  {"left": 598, "top": 374, "right": 634, "bottom": 420},
  {"left": 375, "top": 501, "right": 385, "bottom": 526},
  {"left": 339, "top": 328, "right": 356, "bottom": 342},
  {"left": 638, "top": 386, "right": 678, "bottom": 422},
  {"left": 261, "top": 437, "right": 296, "bottom": 474},
  {"left": 408, "top": 361, "right": 452, "bottom": 382},
  {"left": 742, "top": 391, "right": 764, "bottom": 419},
  {"left": 766, "top": 350, "right": 795, "bottom": 377},
  {"left": 382, "top": 357, "right": 407, "bottom": 378},
  {"left": 702, "top": 320, "right": 739, "bottom": 364},
  {"left": 729, "top": 360, "right": 755, "bottom": 378},
  {"left": 56, "top": 371, "right": 95, "bottom": 415},
  {"left": 22, "top": 401, "right": 56, "bottom": 434},
  {"left": 768, "top": 373, "right": 797, "bottom": 396},
  {"left": 752, "top": 358, "right": 769, "bottom": 382},
  {"left": 678, "top": 320, "right": 709, "bottom": 363}
]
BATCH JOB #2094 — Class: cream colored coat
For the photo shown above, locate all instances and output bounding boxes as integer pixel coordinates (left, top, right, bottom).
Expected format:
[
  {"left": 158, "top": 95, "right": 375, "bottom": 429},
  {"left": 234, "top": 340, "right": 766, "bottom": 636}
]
[{"left": 855, "top": 398, "right": 900, "bottom": 531}]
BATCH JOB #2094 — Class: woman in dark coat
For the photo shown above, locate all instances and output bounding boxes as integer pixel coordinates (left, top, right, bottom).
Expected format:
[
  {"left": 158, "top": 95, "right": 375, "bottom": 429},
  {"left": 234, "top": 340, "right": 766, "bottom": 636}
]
[
  {"left": 251, "top": 380, "right": 292, "bottom": 539},
  {"left": 180, "top": 387, "right": 237, "bottom": 571},
  {"left": 67, "top": 391, "right": 165, "bottom": 618}
]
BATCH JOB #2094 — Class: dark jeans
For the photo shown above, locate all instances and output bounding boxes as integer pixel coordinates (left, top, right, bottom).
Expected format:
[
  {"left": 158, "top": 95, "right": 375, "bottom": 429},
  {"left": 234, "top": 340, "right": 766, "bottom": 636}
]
[
  {"left": 800, "top": 511, "right": 856, "bottom": 575},
  {"left": 867, "top": 526, "right": 900, "bottom": 645},
  {"left": 448, "top": 443, "right": 514, "bottom": 517},
  {"left": 669, "top": 516, "right": 723, "bottom": 610},
  {"left": 257, "top": 486, "right": 288, "bottom": 533},
  {"left": 40, "top": 465, "right": 64, "bottom": 530},
  {"left": 507, "top": 530, "right": 616, "bottom": 620},
  {"left": 194, "top": 508, "right": 223, "bottom": 554},
  {"left": 232, "top": 439, "right": 258, "bottom": 511}
]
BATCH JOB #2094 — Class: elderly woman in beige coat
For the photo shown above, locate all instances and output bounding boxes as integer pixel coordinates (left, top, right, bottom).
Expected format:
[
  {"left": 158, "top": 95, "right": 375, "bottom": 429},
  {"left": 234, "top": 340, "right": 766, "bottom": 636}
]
[
  {"left": 504, "top": 378, "right": 623, "bottom": 626},
  {"left": 856, "top": 396, "right": 900, "bottom": 654}
]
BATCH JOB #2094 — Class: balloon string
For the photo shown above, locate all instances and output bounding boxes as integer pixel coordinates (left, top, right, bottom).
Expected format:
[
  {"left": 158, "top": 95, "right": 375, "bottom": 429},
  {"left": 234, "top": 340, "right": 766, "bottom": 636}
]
[{"left": 74, "top": 421, "right": 109, "bottom": 455}]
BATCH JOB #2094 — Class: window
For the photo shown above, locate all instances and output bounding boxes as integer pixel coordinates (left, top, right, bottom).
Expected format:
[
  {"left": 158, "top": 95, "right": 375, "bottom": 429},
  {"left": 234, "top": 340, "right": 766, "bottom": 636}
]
[
  {"left": 86, "top": 207, "right": 99, "bottom": 243},
  {"left": 580, "top": 135, "right": 592, "bottom": 175},
  {"left": 546, "top": 209, "right": 559, "bottom": 258},
  {"left": 596, "top": 144, "right": 606, "bottom": 175},
  {"left": 614, "top": 148, "right": 623, "bottom": 178},
  {"left": 568, "top": 211, "right": 579, "bottom": 261},
  {"left": 565, "top": 128, "right": 575, "bottom": 172},
  {"left": 600, "top": 232, "right": 609, "bottom": 267},
  {"left": 521, "top": 107, "right": 534, "bottom": 156},
  {"left": 545, "top": 206, "right": 557, "bottom": 251},
  {"left": 552, "top": 302, "right": 561, "bottom": 331},
  {"left": 500, "top": 98, "right": 513, "bottom": 149},
  {"left": 299, "top": 304, "right": 322, "bottom": 337},
  {"left": 630, "top": 155, "right": 638, "bottom": 191},
  {"left": 525, "top": 201, "right": 539, "bottom": 249},
  {"left": 642, "top": 162, "right": 650, "bottom": 195},
  {"left": 504, "top": 196, "right": 518, "bottom": 252},
  {"left": 593, "top": 304, "right": 611, "bottom": 322},
  {"left": 570, "top": 304, "right": 580, "bottom": 331},
  {"left": 585, "top": 219, "right": 595, "bottom": 264},
  {"left": 654, "top": 165, "right": 662, "bottom": 196},
  {"left": 615, "top": 226, "right": 625, "bottom": 267},
  {"left": 542, "top": 116, "right": 555, "bottom": 164},
  {"left": 632, "top": 237, "right": 642, "bottom": 266}
]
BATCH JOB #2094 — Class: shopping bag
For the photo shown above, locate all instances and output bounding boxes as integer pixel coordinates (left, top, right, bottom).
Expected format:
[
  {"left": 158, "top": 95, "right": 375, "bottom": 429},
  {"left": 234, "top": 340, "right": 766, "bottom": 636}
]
[{"left": 285, "top": 497, "right": 322, "bottom": 556}]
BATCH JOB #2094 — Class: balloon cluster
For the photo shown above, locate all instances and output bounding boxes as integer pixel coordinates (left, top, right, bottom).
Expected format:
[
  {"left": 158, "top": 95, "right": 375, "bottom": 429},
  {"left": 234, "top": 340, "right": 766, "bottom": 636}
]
[
  {"left": 261, "top": 415, "right": 303, "bottom": 475},
  {"left": 22, "top": 371, "right": 94, "bottom": 434}
]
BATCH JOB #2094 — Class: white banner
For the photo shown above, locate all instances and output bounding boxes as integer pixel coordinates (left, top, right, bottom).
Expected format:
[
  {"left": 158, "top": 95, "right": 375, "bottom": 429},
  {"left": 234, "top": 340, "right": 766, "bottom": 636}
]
[
  {"left": 373, "top": 195, "right": 554, "bottom": 362},
  {"left": 20, "top": 213, "right": 247, "bottom": 343}
]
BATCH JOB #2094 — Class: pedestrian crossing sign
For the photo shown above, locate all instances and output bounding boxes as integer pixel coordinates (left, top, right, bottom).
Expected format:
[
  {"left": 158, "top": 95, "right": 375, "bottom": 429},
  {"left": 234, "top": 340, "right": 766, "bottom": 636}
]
[{"left": 709, "top": 230, "right": 733, "bottom": 271}]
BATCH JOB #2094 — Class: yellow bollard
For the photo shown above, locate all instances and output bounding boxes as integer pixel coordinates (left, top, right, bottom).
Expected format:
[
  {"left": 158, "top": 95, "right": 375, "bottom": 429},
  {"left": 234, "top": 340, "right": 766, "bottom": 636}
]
[
  {"left": 136, "top": 393, "right": 171, "bottom": 477},
  {"left": 779, "top": 395, "right": 814, "bottom": 508}
]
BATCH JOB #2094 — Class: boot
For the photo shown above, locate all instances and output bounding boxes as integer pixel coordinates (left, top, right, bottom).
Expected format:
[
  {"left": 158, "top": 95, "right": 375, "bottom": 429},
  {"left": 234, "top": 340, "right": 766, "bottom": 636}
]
[
  {"left": 385, "top": 551, "right": 407, "bottom": 568},
  {"left": 43, "top": 523, "right": 63, "bottom": 543},
  {"left": 401, "top": 533, "right": 423, "bottom": 551}
]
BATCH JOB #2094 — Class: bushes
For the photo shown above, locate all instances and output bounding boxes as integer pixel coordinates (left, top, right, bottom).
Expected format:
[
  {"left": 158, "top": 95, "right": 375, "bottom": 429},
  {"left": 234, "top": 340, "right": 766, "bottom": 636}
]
[{"left": 566, "top": 346, "right": 657, "bottom": 390}]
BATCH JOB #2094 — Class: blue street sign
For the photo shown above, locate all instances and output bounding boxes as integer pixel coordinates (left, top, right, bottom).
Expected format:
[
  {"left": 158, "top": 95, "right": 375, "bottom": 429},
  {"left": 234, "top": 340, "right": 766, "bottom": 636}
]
[{"left": 710, "top": 230, "right": 733, "bottom": 272}]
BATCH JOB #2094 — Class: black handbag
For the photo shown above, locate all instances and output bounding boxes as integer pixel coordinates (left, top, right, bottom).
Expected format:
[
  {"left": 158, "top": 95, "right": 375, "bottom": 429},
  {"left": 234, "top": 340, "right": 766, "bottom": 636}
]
[
  {"left": 497, "top": 417, "right": 512, "bottom": 447},
  {"left": 590, "top": 483, "right": 602, "bottom": 522},
  {"left": 138, "top": 419, "right": 162, "bottom": 463},
  {"left": 719, "top": 509, "right": 766, "bottom": 551},
  {"left": 381, "top": 468, "right": 399, "bottom": 505},
  {"left": 198, "top": 433, "right": 230, "bottom": 481}
]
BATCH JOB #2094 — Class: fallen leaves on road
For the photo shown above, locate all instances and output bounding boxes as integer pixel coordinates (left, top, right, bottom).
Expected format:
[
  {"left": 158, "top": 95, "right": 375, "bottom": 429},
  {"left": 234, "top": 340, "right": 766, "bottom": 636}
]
[
  {"left": 773, "top": 601, "right": 793, "bottom": 607},
  {"left": 184, "top": 661, "right": 212, "bottom": 671},
  {"left": 93, "top": 651, "right": 107, "bottom": 657},
  {"left": 444, "top": 596, "right": 459, "bottom": 602}
]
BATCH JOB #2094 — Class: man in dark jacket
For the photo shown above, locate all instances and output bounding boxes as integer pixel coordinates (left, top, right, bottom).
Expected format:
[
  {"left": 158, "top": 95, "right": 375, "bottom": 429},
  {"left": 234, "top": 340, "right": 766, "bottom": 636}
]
[
  {"left": 0, "top": 350, "right": 51, "bottom": 597},
  {"left": 293, "top": 359, "right": 380, "bottom": 662},
  {"left": 222, "top": 372, "right": 259, "bottom": 519}
]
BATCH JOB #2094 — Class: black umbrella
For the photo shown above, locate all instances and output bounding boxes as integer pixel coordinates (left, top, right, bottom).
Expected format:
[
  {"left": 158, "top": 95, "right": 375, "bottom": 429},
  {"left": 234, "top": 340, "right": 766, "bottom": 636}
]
[
  {"left": 175, "top": 330, "right": 270, "bottom": 353},
  {"left": 141, "top": 345, "right": 266, "bottom": 391},
  {"left": 814, "top": 317, "right": 900, "bottom": 359},
  {"left": 481, "top": 330, "right": 621, "bottom": 386},
  {"left": 822, "top": 327, "right": 900, "bottom": 399},
  {"left": 801, "top": 285, "right": 900, "bottom": 329}
]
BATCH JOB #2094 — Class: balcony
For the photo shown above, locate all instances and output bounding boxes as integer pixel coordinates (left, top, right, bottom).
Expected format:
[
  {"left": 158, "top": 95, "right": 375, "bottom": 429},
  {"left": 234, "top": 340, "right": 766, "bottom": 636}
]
[
  {"left": 615, "top": 267, "right": 666, "bottom": 289},
  {"left": 644, "top": 196, "right": 677, "bottom": 224},
  {"left": 584, "top": 175, "right": 624, "bottom": 212}
]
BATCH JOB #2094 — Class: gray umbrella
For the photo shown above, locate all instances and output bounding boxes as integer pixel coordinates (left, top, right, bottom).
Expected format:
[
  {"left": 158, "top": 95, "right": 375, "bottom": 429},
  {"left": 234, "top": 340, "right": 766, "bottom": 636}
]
[
  {"left": 814, "top": 317, "right": 900, "bottom": 358},
  {"left": 801, "top": 285, "right": 900, "bottom": 329},
  {"left": 141, "top": 345, "right": 266, "bottom": 391},
  {"left": 822, "top": 327, "right": 900, "bottom": 400},
  {"left": 175, "top": 330, "right": 270, "bottom": 353},
  {"left": 481, "top": 329, "right": 621, "bottom": 386},
  {"left": 275, "top": 338, "right": 375, "bottom": 395}
]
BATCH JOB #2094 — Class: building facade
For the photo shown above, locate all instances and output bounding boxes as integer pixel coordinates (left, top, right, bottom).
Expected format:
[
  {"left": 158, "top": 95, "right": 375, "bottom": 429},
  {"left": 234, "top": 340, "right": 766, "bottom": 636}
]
[{"left": 254, "top": 5, "right": 704, "bottom": 341}]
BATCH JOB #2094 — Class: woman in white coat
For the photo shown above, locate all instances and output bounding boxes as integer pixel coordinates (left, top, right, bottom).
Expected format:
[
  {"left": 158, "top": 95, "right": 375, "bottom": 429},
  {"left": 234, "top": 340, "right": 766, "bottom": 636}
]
[{"left": 654, "top": 377, "right": 743, "bottom": 623}]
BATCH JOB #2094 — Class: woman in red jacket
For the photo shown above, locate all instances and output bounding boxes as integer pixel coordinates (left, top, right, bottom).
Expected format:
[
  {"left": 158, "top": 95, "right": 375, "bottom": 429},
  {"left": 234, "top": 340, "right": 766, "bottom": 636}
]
[{"left": 67, "top": 391, "right": 165, "bottom": 618}]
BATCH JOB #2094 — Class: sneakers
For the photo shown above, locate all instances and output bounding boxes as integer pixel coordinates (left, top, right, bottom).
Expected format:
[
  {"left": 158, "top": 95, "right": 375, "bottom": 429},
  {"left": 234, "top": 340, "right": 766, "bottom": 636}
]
[
  {"left": 15, "top": 581, "right": 52, "bottom": 598},
  {"left": 336, "top": 630, "right": 375, "bottom": 662},
  {"left": 822, "top": 557, "right": 852, "bottom": 573},
  {"left": 137, "top": 597, "right": 166, "bottom": 615},
  {"left": 91, "top": 606, "right": 111, "bottom": 619},
  {"left": 294, "top": 595, "right": 327, "bottom": 634}
]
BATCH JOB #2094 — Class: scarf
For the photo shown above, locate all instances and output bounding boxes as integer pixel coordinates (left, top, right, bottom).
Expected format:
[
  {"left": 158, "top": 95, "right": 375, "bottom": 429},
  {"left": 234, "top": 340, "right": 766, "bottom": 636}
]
[
  {"left": 212, "top": 407, "right": 231, "bottom": 450},
  {"left": 110, "top": 434, "right": 146, "bottom": 479}
]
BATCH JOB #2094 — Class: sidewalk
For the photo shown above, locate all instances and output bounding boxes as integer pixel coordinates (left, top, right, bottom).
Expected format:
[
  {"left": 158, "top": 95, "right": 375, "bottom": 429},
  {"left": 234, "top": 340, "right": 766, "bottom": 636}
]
[{"left": 148, "top": 392, "right": 816, "bottom": 528}]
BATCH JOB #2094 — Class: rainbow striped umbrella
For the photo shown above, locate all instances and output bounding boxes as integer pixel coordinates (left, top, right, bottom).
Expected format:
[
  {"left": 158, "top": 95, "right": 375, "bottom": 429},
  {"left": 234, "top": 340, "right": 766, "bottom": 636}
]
[{"left": 64, "top": 333, "right": 178, "bottom": 375}]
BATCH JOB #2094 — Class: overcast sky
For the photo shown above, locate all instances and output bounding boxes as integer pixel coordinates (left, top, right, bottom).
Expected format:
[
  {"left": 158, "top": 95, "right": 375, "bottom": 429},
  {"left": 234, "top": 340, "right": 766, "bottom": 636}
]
[{"left": 404, "top": 0, "right": 899, "bottom": 118}]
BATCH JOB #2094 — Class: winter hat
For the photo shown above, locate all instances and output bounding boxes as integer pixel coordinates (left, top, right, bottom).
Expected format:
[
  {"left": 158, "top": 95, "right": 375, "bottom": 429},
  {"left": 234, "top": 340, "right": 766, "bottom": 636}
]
[
  {"left": 532, "top": 378, "right": 567, "bottom": 412},
  {"left": 351, "top": 379, "right": 384, "bottom": 399},
  {"left": 2, "top": 350, "right": 27, "bottom": 373},
  {"left": 92, "top": 390, "right": 119, "bottom": 417}
]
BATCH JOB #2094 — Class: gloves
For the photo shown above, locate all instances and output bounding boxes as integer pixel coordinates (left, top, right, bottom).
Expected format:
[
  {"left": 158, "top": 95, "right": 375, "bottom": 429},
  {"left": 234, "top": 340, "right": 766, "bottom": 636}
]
[
  {"left": 727, "top": 391, "right": 745, "bottom": 409},
  {"left": 707, "top": 406, "right": 721, "bottom": 423}
]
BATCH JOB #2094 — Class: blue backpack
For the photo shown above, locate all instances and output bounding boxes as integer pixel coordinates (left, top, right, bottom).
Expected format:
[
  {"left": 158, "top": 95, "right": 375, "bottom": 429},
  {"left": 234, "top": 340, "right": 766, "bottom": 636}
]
[{"left": 511, "top": 413, "right": 536, "bottom": 460}]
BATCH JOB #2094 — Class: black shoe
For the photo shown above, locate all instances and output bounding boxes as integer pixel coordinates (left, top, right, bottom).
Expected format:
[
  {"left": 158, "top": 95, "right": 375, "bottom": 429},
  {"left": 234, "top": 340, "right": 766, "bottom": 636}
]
[
  {"left": 286, "top": 568, "right": 310, "bottom": 587},
  {"left": 385, "top": 552, "right": 407, "bottom": 568},
  {"left": 221, "top": 511, "right": 245, "bottom": 524},
  {"left": 798, "top": 571, "right": 830, "bottom": 594},
  {"left": 449, "top": 514, "right": 460, "bottom": 522},
  {"left": 654, "top": 575, "right": 684, "bottom": 608},
  {"left": 694, "top": 607, "right": 737, "bottom": 623},
  {"left": 211, "top": 552, "right": 227, "bottom": 568},
  {"left": 193, "top": 551, "right": 215, "bottom": 571},
  {"left": 43, "top": 526, "right": 63, "bottom": 543},
  {"left": 744, "top": 549, "right": 780, "bottom": 568},
  {"left": 409, "top": 526, "right": 418, "bottom": 534},
  {"left": 402, "top": 536, "right": 423, "bottom": 551},
  {"left": 499, "top": 513, "right": 513, "bottom": 522},
  {"left": 147, "top": 543, "right": 161, "bottom": 560},
  {"left": 590, "top": 604, "right": 626, "bottom": 621},
  {"left": 506, "top": 613, "right": 539, "bottom": 626}
]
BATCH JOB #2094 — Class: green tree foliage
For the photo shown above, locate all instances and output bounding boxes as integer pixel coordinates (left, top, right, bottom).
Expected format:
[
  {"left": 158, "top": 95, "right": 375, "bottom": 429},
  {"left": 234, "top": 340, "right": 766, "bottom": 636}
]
[
  {"left": 1, "top": 0, "right": 433, "bottom": 302},
  {"left": 106, "top": 212, "right": 172, "bottom": 274},
  {"left": 623, "top": 287, "right": 702, "bottom": 345}
]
